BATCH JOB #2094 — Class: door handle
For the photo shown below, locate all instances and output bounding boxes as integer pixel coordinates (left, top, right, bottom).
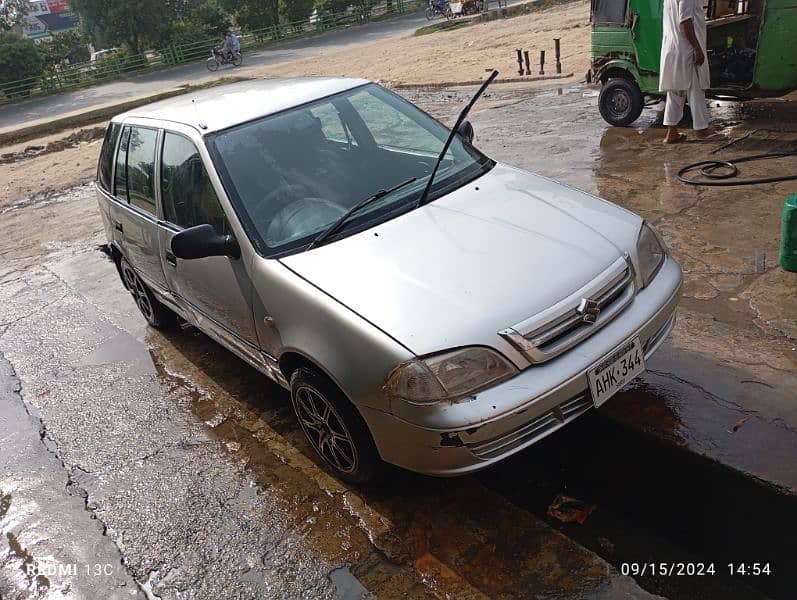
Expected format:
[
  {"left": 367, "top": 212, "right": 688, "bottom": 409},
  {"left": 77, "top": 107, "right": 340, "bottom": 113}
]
[
  {"left": 165, "top": 251, "right": 177, "bottom": 267},
  {"left": 114, "top": 221, "right": 124, "bottom": 233}
]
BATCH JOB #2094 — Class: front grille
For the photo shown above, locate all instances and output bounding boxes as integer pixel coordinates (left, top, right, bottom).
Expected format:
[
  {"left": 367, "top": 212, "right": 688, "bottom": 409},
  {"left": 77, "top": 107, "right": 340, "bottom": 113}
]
[
  {"left": 499, "top": 256, "right": 635, "bottom": 363},
  {"left": 466, "top": 393, "right": 593, "bottom": 460}
]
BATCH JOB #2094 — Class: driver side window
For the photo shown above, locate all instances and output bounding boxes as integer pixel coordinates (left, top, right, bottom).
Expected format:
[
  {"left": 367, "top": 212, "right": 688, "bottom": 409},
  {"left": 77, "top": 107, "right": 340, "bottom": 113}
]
[{"left": 161, "top": 132, "right": 228, "bottom": 235}]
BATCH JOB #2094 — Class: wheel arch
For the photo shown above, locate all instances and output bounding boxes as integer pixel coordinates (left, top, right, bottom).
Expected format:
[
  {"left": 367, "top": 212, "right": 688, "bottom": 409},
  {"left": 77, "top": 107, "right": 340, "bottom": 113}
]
[
  {"left": 279, "top": 349, "right": 385, "bottom": 458},
  {"left": 596, "top": 60, "right": 641, "bottom": 85},
  {"left": 279, "top": 350, "right": 351, "bottom": 401}
]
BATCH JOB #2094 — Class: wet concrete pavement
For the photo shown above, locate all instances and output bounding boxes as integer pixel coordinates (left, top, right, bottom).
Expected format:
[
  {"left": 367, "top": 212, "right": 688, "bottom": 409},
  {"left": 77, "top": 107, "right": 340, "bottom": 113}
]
[
  {"left": 0, "top": 357, "right": 140, "bottom": 599},
  {"left": 0, "top": 243, "right": 657, "bottom": 599},
  {"left": 1, "top": 82, "right": 796, "bottom": 599}
]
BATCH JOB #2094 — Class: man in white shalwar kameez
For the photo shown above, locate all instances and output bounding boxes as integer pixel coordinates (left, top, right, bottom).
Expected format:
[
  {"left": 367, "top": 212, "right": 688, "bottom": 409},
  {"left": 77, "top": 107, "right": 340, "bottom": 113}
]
[{"left": 659, "top": 0, "right": 717, "bottom": 142}]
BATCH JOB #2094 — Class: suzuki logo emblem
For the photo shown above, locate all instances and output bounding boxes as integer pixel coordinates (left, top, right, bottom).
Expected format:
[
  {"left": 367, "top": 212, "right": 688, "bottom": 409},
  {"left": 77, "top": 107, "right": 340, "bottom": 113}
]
[{"left": 577, "top": 298, "right": 600, "bottom": 324}]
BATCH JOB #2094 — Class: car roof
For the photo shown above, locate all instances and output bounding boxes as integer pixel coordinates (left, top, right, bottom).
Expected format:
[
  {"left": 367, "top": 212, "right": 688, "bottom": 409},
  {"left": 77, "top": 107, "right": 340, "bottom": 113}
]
[{"left": 115, "top": 77, "right": 371, "bottom": 134}]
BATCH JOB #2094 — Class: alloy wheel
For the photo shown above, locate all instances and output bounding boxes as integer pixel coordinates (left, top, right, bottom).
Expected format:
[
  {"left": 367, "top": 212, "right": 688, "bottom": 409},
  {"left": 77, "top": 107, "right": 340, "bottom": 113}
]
[
  {"left": 294, "top": 385, "right": 358, "bottom": 474},
  {"left": 121, "top": 262, "right": 154, "bottom": 323}
]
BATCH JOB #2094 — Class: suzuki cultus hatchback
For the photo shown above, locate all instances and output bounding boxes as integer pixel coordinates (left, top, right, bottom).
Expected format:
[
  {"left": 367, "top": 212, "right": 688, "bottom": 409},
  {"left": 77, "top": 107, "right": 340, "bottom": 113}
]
[{"left": 96, "top": 77, "right": 681, "bottom": 482}]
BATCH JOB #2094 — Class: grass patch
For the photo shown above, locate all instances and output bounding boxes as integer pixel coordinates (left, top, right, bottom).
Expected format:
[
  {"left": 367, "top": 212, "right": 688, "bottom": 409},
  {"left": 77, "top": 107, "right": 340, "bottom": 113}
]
[{"left": 414, "top": 19, "right": 474, "bottom": 36}]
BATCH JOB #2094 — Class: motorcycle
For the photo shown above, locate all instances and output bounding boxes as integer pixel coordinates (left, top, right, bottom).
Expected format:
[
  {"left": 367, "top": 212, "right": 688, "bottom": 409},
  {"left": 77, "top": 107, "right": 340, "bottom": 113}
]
[
  {"left": 462, "top": 0, "right": 484, "bottom": 14},
  {"left": 206, "top": 45, "right": 242, "bottom": 71},
  {"left": 425, "top": 0, "right": 452, "bottom": 20}
]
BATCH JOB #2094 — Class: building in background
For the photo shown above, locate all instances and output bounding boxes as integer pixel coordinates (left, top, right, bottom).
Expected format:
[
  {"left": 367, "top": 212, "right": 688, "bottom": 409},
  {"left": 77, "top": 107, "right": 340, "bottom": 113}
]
[{"left": 23, "top": 0, "right": 79, "bottom": 40}]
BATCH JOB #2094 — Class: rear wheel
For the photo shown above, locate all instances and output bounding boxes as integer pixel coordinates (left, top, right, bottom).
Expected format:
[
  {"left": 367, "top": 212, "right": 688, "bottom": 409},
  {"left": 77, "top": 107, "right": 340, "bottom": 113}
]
[
  {"left": 119, "top": 257, "right": 175, "bottom": 329},
  {"left": 290, "top": 368, "right": 381, "bottom": 484},
  {"left": 231, "top": 52, "right": 242, "bottom": 67},
  {"left": 206, "top": 56, "right": 220, "bottom": 72},
  {"left": 598, "top": 77, "right": 644, "bottom": 126}
]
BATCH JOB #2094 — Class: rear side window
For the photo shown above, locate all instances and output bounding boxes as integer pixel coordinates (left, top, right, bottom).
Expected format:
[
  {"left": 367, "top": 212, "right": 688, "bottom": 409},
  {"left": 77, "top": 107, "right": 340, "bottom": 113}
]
[
  {"left": 97, "top": 122, "right": 120, "bottom": 192},
  {"left": 126, "top": 127, "right": 159, "bottom": 213},
  {"left": 161, "top": 132, "right": 228, "bottom": 234},
  {"left": 114, "top": 126, "right": 130, "bottom": 199},
  {"left": 113, "top": 125, "right": 158, "bottom": 214}
]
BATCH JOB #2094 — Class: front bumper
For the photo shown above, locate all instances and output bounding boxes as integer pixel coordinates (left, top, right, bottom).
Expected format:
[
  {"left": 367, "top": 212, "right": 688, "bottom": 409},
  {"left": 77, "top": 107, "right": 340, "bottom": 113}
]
[{"left": 361, "top": 256, "right": 682, "bottom": 476}]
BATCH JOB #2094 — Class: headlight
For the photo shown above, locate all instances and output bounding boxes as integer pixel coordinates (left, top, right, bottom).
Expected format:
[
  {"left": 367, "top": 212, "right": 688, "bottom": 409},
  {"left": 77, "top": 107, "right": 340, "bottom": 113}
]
[
  {"left": 636, "top": 222, "right": 666, "bottom": 287},
  {"left": 383, "top": 347, "right": 518, "bottom": 405}
]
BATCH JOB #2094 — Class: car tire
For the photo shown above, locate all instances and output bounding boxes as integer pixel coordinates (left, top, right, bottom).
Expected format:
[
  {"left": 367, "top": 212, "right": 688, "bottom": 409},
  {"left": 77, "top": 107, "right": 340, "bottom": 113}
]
[
  {"left": 598, "top": 77, "right": 644, "bottom": 127},
  {"left": 119, "top": 257, "right": 176, "bottom": 329},
  {"left": 290, "top": 368, "right": 381, "bottom": 484}
]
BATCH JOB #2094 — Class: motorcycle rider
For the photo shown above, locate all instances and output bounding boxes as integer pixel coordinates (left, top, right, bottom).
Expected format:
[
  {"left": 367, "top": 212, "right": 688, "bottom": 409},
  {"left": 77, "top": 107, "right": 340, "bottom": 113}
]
[
  {"left": 218, "top": 32, "right": 233, "bottom": 61},
  {"left": 229, "top": 30, "right": 240, "bottom": 56}
]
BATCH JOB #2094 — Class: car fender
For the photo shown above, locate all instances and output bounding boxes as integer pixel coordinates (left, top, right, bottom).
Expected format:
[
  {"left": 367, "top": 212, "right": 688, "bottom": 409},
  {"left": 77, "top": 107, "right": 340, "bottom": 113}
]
[{"left": 250, "top": 257, "right": 414, "bottom": 413}]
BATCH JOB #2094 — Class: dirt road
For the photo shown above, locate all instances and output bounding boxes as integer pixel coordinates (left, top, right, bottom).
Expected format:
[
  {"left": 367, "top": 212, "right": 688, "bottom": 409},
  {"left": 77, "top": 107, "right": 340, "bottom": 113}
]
[{"left": 250, "top": 1, "right": 591, "bottom": 85}]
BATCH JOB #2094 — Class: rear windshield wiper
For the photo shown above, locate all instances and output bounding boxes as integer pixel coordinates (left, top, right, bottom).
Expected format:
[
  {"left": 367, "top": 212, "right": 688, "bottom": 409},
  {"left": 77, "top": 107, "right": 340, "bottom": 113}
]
[
  {"left": 416, "top": 69, "right": 499, "bottom": 208},
  {"left": 306, "top": 177, "right": 417, "bottom": 250}
]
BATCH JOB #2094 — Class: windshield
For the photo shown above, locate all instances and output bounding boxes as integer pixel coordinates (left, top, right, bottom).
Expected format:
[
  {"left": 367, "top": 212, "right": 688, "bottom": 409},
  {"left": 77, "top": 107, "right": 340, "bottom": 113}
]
[
  {"left": 591, "top": 0, "right": 627, "bottom": 24},
  {"left": 208, "top": 83, "right": 490, "bottom": 256}
]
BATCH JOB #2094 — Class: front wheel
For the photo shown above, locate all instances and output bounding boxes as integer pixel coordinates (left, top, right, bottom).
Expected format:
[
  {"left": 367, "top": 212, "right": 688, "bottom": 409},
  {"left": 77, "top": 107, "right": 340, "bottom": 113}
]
[
  {"left": 290, "top": 368, "right": 381, "bottom": 484},
  {"left": 231, "top": 52, "right": 242, "bottom": 67},
  {"left": 598, "top": 77, "right": 644, "bottom": 126},
  {"left": 425, "top": 6, "right": 434, "bottom": 19},
  {"left": 206, "top": 56, "right": 220, "bottom": 72}
]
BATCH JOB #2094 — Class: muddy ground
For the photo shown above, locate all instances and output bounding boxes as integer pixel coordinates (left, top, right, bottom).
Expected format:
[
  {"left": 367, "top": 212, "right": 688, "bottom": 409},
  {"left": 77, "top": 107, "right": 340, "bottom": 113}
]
[{"left": 1, "top": 81, "right": 796, "bottom": 600}]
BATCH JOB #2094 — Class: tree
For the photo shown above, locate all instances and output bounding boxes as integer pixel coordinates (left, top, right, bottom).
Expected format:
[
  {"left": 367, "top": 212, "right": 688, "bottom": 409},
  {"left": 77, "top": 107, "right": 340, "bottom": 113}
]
[
  {"left": 282, "top": 0, "right": 315, "bottom": 24},
  {"left": 0, "top": 0, "right": 27, "bottom": 31},
  {"left": 71, "top": 0, "right": 172, "bottom": 52},
  {"left": 0, "top": 32, "right": 43, "bottom": 95},
  {"left": 39, "top": 30, "right": 90, "bottom": 69},
  {"left": 191, "top": 1, "right": 232, "bottom": 37},
  {"left": 220, "top": 0, "right": 280, "bottom": 31},
  {"left": 315, "top": 0, "right": 351, "bottom": 17}
]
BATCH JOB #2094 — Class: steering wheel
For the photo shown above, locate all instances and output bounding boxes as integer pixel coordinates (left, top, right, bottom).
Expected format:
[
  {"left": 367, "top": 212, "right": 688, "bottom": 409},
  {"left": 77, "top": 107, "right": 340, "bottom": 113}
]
[{"left": 265, "top": 197, "right": 347, "bottom": 246}]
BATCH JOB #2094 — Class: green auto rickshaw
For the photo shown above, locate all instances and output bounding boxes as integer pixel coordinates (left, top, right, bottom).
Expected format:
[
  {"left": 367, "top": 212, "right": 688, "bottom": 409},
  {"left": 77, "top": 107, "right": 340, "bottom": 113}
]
[{"left": 589, "top": 0, "right": 797, "bottom": 126}]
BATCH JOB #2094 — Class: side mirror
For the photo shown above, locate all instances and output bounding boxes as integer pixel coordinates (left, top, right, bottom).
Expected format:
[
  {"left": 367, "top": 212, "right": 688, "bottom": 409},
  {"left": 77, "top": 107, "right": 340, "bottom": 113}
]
[
  {"left": 171, "top": 224, "right": 241, "bottom": 260},
  {"left": 457, "top": 120, "right": 474, "bottom": 144}
]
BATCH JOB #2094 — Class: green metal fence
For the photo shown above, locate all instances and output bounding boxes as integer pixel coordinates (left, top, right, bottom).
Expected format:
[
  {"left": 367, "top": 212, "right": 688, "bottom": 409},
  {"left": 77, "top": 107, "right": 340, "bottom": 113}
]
[{"left": 1, "top": 0, "right": 419, "bottom": 104}]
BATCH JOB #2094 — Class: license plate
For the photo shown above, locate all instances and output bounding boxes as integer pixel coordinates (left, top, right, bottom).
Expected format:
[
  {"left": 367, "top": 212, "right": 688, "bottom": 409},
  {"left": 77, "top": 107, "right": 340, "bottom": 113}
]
[{"left": 587, "top": 338, "right": 645, "bottom": 407}]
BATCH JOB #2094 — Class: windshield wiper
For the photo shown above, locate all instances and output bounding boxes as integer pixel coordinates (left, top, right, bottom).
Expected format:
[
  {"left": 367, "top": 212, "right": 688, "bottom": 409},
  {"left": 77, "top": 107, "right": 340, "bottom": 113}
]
[
  {"left": 306, "top": 177, "right": 417, "bottom": 250},
  {"left": 416, "top": 69, "right": 499, "bottom": 208}
]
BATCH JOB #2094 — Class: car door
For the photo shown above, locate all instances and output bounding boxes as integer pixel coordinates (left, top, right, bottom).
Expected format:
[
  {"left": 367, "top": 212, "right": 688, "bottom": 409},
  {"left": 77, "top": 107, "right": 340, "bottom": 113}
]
[
  {"left": 156, "top": 127, "right": 262, "bottom": 366},
  {"left": 110, "top": 122, "right": 169, "bottom": 294},
  {"left": 628, "top": 0, "right": 663, "bottom": 74}
]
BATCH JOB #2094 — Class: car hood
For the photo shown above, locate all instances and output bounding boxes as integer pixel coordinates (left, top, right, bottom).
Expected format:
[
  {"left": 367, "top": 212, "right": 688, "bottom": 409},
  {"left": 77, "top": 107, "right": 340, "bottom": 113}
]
[{"left": 279, "top": 164, "right": 642, "bottom": 363}]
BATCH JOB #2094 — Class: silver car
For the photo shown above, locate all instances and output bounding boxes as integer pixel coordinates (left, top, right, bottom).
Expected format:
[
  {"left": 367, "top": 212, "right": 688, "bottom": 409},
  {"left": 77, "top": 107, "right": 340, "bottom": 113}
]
[{"left": 95, "top": 77, "right": 681, "bottom": 482}]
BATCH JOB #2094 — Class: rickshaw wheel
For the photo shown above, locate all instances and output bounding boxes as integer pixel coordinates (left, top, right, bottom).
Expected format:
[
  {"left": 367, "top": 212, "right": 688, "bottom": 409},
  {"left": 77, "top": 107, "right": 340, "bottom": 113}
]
[{"left": 599, "top": 78, "right": 644, "bottom": 127}]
